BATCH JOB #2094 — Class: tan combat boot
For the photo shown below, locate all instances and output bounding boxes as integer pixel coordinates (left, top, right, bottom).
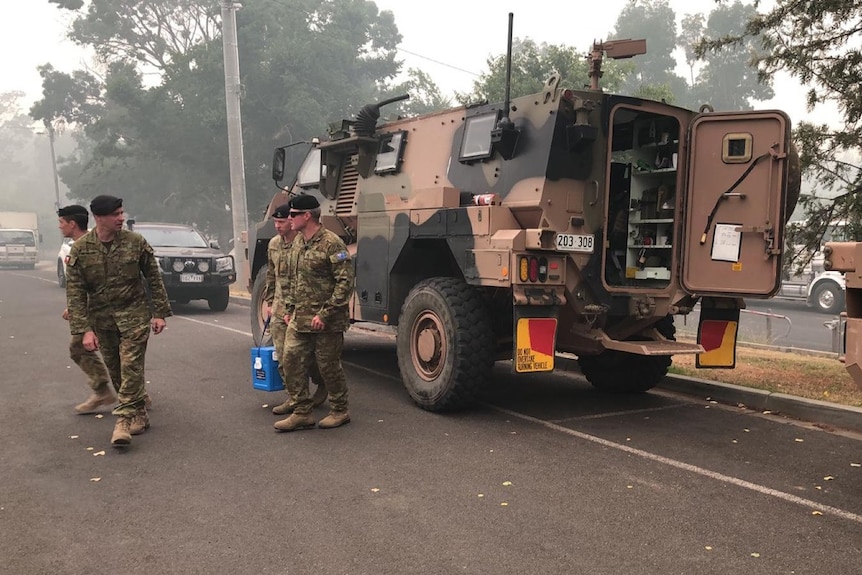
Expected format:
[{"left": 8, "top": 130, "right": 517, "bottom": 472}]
[
  {"left": 111, "top": 416, "right": 132, "bottom": 446},
  {"left": 273, "top": 412, "right": 316, "bottom": 432},
  {"left": 271, "top": 399, "right": 296, "bottom": 415},
  {"left": 75, "top": 388, "right": 116, "bottom": 415},
  {"left": 130, "top": 407, "right": 150, "bottom": 435},
  {"left": 318, "top": 411, "right": 350, "bottom": 429}
]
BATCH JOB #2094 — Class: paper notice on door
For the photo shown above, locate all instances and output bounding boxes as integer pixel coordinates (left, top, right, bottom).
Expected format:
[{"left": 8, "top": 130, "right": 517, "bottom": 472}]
[{"left": 711, "top": 223, "right": 742, "bottom": 262}]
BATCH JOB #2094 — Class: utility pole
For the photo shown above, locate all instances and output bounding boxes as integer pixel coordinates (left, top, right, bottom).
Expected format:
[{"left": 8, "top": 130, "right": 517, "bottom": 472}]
[
  {"left": 221, "top": 0, "right": 250, "bottom": 290},
  {"left": 46, "top": 122, "right": 61, "bottom": 211}
]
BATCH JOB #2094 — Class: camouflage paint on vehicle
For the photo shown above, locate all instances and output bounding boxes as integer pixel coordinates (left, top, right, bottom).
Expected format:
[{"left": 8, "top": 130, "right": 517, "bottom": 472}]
[{"left": 249, "top": 41, "right": 799, "bottom": 410}]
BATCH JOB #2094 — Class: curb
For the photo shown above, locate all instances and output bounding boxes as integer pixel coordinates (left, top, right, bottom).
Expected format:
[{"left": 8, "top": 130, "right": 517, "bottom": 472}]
[{"left": 230, "top": 294, "right": 862, "bottom": 434}]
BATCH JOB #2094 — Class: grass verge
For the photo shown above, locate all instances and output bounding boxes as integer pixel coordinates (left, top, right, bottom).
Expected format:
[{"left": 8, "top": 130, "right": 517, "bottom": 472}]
[{"left": 670, "top": 346, "right": 862, "bottom": 408}]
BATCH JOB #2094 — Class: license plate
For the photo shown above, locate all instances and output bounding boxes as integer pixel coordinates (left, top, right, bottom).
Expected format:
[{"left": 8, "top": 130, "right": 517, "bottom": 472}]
[
  {"left": 180, "top": 273, "right": 204, "bottom": 283},
  {"left": 556, "top": 233, "right": 594, "bottom": 253}
]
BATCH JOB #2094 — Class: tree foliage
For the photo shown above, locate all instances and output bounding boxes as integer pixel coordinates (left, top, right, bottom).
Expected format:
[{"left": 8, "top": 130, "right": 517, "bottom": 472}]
[
  {"left": 34, "top": 0, "right": 405, "bottom": 243},
  {"left": 699, "top": 0, "right": 862, "bottom": 265},
  {"left": 460, "top": 39, "right": 632, "bottom": 104}
]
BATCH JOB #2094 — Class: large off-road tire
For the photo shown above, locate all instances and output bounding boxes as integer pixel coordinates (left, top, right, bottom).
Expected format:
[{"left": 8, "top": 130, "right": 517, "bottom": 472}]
[
  {"left": 57, "top": 259, "right": 66, "bottom": 288},
  {"left": 207, "top": 286, "right": 230, "bottom": 312},
  {"left": 578, "top": 317, "right": 675, "bottom": 393},
  {"left": 396, "top": 277, "right": 493, "bottom": 412},
  {"left": 250, "top": 264, "right": 272, "bottom": 346},
  {"left": 811, "top": 281, "right": 844, "bottom": 315}
]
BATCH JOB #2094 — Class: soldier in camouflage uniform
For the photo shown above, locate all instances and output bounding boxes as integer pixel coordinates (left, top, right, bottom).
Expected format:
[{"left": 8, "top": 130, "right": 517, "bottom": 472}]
[
  {"left": 273, "top": 194, "right": 355, "bottom": 432},
  {"left": 58, "top": 205, "right": 114, "bottom": 413},
  {"left": 264, "top": 203, "right": 328, "bottom": 415},
  {"left": 65, "top": 195, "right": 172, "bottom": 447}
]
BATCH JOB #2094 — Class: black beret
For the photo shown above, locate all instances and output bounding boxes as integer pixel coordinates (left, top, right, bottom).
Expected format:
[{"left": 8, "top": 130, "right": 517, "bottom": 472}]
[
  {"left": 271, "top": 203, "right": 292, "bottom": 219},
  {"left": 90, "top": 195, "right": 123, "bottom": 216},
  {"left": 58, "top": 204, "right": 89, "bottom": 218},
  {"left": 289, "top": 194, "right": 320, "bottom": 211}
]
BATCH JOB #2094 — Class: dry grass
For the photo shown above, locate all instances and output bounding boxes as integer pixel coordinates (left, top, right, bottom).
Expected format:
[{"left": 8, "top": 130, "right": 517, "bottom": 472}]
[{"left": 670, "top": 346, "right": 862, "bottom": 408}]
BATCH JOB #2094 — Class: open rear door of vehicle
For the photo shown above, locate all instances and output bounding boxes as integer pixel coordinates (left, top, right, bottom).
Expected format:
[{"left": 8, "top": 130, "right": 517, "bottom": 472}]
[{"left": 681, "top": 111, "right": 791, "bottom": 297}]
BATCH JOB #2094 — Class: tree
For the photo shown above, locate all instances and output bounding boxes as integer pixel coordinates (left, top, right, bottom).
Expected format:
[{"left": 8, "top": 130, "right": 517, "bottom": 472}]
[
  {"left": 611, "top": 0, "right": 688, "bottom": 101},
  {"left": 679, "top": 13, "right": 705, "bottom": 86},
  {"left": 382, "top": 68, "right": 452, "bottom": 117},
  {"left": 699, "top": 0, "right": 862, "bottom": 266},
  {"left": 459, "top": 39, "right": 632, "bottom": 105},
  {"left": 34, "top": 0, "right": 405, "bottom": 242},
  {"left": 689, "top": 1, "right": 774, "bottom": 112}
]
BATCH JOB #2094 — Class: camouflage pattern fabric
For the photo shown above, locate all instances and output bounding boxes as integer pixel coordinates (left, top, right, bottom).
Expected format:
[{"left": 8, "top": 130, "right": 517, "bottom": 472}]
[
  {"left": 266, "top": 234, "right": 325, "bottom": 390},
  {"left": 284, "top": 228, "right": 354, "bottom": 332},
  {"left": 69, "top": 333, "right": 113, "bottom": 393},
  {"left": 282, "top": 227, "right": 354, "bottom": 413},
  {"left": 282, "top": 330, "right": 347, "bottom": 414},
  {"left": 65, "top": 229, "right": 171, "bottom": 416}
]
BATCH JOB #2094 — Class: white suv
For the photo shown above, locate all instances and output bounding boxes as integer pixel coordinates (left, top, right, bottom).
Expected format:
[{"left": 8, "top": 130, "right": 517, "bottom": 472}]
[{"left": 57, "top": 237, "right": 72, "bottom": 287}]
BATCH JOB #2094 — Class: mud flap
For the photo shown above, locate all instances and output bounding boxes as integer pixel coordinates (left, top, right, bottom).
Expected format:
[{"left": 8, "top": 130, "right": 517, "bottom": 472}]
[
  {"left": 696, "top": 307, "right": 740, "bottom": 369},
  {"left": 513, "top": 307, "right": 558, "bottom": 373}
]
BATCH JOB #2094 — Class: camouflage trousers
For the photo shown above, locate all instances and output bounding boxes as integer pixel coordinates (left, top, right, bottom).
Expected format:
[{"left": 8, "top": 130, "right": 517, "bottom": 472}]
[
  {"left": 93, "top": 320, "right": 151, "bottom": 417},
  {"left": 69, "top": 334, "right": 113, "bottom": 393},
  {"left": 281, "top": 327, "right": 348, "bottom": 414},
  {"left": 271, "top": 313, "right": 325, "bottom": 393}
]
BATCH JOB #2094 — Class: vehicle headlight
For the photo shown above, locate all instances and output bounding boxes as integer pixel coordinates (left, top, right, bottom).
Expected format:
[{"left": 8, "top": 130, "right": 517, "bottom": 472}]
[
  {"left": 171, "top": 259, "right": 185, "bottom": 273},
  {"left": 216, "top": 256, "right": 234, "bottom": 272},
  {"left": 197, "top": 260, "right": 210, "bottom": 273}
]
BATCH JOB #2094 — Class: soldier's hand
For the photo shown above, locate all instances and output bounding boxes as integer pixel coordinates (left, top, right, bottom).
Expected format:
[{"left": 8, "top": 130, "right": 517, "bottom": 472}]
[
  {"left": 62, "top": 308, "right": 69, "bottom": 321},
  {"left": 83, "top": 331, "right": 99, "bottom": 352},
  {"left": 311, "top": 315, "right": 325, "bottom": 331},
  {"left": 283, "top": 313, "right": 291, "bottom": 325},
  {"left": 152, "top": 318, "right": 166, "bottom": 335}
]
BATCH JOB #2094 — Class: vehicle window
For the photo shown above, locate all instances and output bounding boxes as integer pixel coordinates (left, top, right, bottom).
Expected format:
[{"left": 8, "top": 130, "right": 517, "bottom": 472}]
[
  {"left": 136, "top": 227, "right": 208, "bottom": 248},
  {"left": 0, "top": 230, "right": 36, "bottom": 246}
]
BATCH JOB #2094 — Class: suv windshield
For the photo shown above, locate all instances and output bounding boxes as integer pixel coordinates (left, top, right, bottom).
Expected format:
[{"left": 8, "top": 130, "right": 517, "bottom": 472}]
[
  {"left": 136, "top": 226, "right": 208, "bottom": 248},
  {"left": 0, "top": 230, "right": 36, "bottom": 245}
]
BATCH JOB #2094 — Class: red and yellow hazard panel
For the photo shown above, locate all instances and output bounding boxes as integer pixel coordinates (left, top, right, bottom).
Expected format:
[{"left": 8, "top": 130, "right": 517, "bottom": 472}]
[
  {"left": 697, "top": 317, "right": 739, "bottom": 368},
  {"left": 515, "top": 318, "right": 557, "bottom": 373}
]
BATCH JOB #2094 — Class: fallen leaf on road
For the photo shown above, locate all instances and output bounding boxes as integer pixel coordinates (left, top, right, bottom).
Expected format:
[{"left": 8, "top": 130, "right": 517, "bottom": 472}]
[
  {"left": 812, "top": 511, "right": 823, "bottom": 516},
  {"left": 478, "top": 494, "right": 484, "bottom": 498},
  {"left": 705, "top": 546, "right": 713, "bottom": 551},
  {"left": 262, "top": 404, "right": 269, "bottom": 408},
  {"left": 824, "top": 476, "right": 835, "bottom": 481},
  {"left": 743, "top": 428, "right": 750, "bottom": 432},
  {"left": 502, "top": 481, "right": 512, "bottom": 486},
  {"left": 851, "top": 463, "right": 861, "bottom": 468},
  {"left": 751, "top": 553, "right": 761, "bottom": 558},
  {"left": 86, "top": 447, "right": 94, "bottom": 451},
  {"left": 94, "top": 414, "right": 104, "bottom": 419},
  {"left": 732, "top": 440, "right": 738, "bottom": 444},
  {"left": 90, "top": 477, "right": 101, "bottom": 482},
  {"left": 370, "top": 488, "right": 380, "bottom": 493},
  {"left": 794, "top": 438, "right": 804, "bottom": 442},
  {"left": 500, "top": 502, "right": 508, "bottom": 506},
  {"left": 69, "top": 435, "right": 79, "bottom": 439},
  {"left": 93, "top": 451, "right": 105, "bottom": 457}
]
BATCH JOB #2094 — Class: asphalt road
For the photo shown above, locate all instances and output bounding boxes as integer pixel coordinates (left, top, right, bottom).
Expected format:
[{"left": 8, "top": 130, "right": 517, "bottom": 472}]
[{"left": 2, "top": 265, "right": 862, "bottom": 575}]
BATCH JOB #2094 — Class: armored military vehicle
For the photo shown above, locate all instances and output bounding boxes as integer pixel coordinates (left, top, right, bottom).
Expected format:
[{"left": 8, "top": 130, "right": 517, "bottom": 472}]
[{"left": 248, "top": 29, "right": 800, "bottom": 411}]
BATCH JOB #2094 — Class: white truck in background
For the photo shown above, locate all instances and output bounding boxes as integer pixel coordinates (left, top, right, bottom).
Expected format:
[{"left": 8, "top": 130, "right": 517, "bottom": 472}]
[
  {"left": 776, "top": 251, "right": 845, "bottom": 314},
  {"left": 0, "top": 211, "right": 40, "bottom": 269}
]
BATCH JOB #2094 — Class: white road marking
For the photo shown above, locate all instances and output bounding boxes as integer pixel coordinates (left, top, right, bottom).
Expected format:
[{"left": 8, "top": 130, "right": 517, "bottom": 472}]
[
  {"left": 169, "top": 315, "right": 862, "bottom": 526},
  {"left": 173, "top": 314, "right": 252, "bottom": 337},
  {"left": 491, "top": 404, "right": 862, "bottom": 525}
]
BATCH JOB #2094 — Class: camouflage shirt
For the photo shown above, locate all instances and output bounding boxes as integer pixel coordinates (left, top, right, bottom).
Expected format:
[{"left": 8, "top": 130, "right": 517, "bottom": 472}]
[
  {"left": 285, "top": 227, "right": 354, "bottom": 332},
  {"left": 264, "top": 233, "right": 294, "bottom": 318},
  {"left": 66, "top": 229, "right": 172, "bottom": 335}
]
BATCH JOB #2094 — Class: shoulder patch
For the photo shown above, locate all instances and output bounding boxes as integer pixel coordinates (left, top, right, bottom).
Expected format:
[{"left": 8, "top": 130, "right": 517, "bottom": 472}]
[{"left": 331, "top": 250, "right": 350, "bottom": 263}]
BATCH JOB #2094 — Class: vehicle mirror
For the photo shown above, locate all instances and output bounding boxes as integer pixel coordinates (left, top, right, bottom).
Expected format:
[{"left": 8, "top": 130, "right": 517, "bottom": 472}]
[{"left": 272, "top": 148, "right": 286, "bottom": 183}]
